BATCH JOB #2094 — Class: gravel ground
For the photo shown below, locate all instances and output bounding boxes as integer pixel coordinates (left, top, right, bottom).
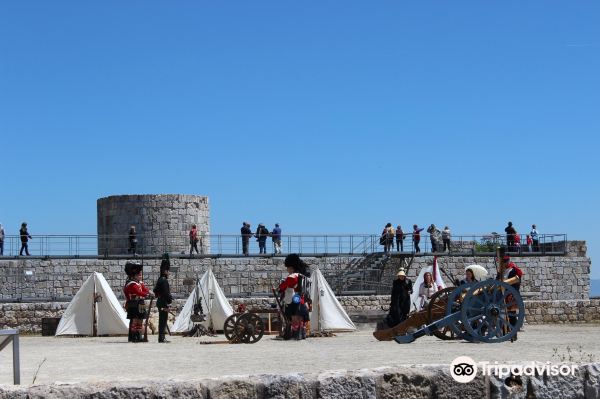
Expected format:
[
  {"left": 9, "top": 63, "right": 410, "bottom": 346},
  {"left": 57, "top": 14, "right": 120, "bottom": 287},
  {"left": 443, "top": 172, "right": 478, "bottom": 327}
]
[{"left": 1, "top": 324, "right": 599, "bottom": 385}]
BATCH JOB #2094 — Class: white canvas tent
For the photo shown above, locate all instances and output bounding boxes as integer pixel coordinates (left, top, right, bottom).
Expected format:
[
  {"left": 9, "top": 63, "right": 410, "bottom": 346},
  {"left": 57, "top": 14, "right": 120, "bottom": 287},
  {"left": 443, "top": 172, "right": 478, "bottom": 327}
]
[
  {"left": 172, "top": 268, "right": 233, "bottom": 333},
  {"left": 55, "top": 272, "right": 129, "bottom": 336},
  {"left": 309, "top": 268, "right": 356, "bottom": 332}
]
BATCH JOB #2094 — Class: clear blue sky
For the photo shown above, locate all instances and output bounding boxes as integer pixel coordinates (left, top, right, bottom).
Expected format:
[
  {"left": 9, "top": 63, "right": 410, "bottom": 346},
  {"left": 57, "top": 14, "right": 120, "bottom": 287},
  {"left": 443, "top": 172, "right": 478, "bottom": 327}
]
[{"left": 1, "top": 2, "right": 598, "bottom": 277}]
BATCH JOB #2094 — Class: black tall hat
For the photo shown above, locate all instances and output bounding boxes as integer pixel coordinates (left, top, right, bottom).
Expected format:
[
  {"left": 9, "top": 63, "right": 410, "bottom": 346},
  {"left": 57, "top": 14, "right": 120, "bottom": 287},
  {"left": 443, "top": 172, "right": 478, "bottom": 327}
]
[
  {"left": 160, "top": 253, "right": 171, "bottom": 273},
  {"left": 125, "top": 262, "right": 143, "bottom": 277}
]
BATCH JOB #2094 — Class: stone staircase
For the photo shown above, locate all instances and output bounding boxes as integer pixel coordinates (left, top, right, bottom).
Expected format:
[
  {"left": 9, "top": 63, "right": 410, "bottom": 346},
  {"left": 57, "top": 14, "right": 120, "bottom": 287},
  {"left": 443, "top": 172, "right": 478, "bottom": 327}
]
[{"left": 330, "top": 253, "right": 412, "bottom": 295}]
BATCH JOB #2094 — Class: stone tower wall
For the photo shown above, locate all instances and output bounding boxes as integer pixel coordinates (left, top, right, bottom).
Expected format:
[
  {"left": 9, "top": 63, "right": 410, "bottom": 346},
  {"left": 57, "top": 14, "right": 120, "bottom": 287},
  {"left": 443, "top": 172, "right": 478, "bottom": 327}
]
[{"left": 97, "top": 194, "right": 210, "bottom": 255}]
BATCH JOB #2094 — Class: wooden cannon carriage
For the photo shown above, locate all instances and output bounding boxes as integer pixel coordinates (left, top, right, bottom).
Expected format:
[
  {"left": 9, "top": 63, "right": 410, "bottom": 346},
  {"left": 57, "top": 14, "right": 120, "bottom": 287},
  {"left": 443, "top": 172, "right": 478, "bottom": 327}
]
[{"left": 374, "top": 248, "right": 524, "bottom": 344}]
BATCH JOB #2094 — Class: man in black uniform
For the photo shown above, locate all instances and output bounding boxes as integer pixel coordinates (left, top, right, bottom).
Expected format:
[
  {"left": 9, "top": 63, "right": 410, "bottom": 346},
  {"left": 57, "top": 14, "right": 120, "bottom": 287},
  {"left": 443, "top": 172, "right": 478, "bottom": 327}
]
[{"left": 154, "top": 254, "right": 173, "bottom": 343}]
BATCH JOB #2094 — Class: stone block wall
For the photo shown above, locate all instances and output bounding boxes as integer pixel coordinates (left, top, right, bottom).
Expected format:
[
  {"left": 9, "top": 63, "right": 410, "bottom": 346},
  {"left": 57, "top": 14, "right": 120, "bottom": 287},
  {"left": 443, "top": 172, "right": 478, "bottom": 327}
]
[
  {"left": 1, "top": 297, "right": 599, "bottom": 333},
  {"left": 97, "top": 194, "right": 210, "bottom": 255}
]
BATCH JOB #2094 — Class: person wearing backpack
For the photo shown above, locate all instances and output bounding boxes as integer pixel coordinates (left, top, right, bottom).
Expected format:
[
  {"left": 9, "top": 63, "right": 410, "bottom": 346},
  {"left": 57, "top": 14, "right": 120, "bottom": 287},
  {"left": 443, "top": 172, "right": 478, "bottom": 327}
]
[
  {"left": 380, "top": 223, "right": 394, "bottom": 253},
  {"left": 255, "top": 223, "right": 269, "bottom": 254},
  {"left": 278, "top": 254, "right": 311, "bottom": 340}
]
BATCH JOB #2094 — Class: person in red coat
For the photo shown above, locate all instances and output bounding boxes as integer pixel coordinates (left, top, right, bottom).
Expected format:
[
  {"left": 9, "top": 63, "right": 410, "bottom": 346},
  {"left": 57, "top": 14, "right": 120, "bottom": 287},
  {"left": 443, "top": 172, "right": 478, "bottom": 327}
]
[
  {"left": 279, "top": 254, "right": 311, "bottom": 340},
  {"left": 500, "top": 254, "right": 524, "bottom": 341},
  {"left": 124, "top": 263, "right": 152, "bottom": 342}
]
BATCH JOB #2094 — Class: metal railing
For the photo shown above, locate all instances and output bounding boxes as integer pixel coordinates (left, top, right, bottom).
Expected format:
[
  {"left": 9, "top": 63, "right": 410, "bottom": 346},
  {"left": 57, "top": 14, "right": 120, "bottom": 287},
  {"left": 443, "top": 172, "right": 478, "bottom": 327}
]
[{"left": 0, "top": 233, "right": 568, "bottom": 257}]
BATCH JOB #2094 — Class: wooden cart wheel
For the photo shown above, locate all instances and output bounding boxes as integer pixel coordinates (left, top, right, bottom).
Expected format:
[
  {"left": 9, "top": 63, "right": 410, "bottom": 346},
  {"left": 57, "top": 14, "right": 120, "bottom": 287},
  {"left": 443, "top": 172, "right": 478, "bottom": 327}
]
[
  {"left": 236, "top": 313, "right": 265, "bottom": 344},
  {"left": 427, "top": 287, "right": 460, "bottom": 340},
  {"left": 223, "top": 313, "right": 244, "bottom": 342}
]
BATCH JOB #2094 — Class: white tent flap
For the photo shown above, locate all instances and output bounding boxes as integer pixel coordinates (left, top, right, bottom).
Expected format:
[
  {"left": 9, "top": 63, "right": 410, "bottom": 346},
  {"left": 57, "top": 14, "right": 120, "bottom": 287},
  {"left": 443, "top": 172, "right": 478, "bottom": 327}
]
[
  {"left": 172, "top": 268, "right": 233, "bottom": 333},
  {"left": 56, "top": 272, "right": 128, "bottom": 336},
  {"left": 309, "top": 269, "right": 356, "bottom": 332}
]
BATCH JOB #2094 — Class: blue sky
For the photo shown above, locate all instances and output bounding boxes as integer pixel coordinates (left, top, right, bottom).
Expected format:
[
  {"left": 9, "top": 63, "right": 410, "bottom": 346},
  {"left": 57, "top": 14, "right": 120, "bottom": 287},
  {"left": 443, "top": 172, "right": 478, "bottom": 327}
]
[{"left": 1, "top": 2, "right": 598, "bottom": 277}]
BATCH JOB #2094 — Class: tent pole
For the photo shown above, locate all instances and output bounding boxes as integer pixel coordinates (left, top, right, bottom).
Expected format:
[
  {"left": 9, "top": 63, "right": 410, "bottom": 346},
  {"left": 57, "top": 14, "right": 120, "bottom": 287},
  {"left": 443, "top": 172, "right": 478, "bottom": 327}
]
[{"left": 92, "top": 275, "right": 97, "bottom": 337}]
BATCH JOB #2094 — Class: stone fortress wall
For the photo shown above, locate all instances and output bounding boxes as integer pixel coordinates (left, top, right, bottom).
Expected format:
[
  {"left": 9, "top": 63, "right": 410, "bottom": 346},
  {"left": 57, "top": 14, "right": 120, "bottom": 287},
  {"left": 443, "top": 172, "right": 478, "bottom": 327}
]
[
  {"left": 0, "top": 241, "right": 590, "bottom": 301},
  {"left": 0, "top": 241, "right": 595, "bottom": 332},
  {"left": 97, "top": 194, "right": 210, "bottom": 255}
]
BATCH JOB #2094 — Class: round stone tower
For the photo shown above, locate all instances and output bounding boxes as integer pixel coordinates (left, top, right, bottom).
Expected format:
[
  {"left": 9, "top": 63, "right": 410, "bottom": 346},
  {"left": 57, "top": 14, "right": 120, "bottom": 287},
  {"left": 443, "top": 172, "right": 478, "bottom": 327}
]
[{"left": 97, "top": 194, "right": 210, "bottom": 255}]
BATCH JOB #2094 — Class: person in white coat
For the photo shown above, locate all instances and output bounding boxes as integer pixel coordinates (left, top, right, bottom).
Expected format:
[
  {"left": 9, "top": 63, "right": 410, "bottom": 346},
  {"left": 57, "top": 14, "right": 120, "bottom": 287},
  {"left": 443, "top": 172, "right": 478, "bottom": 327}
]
[{"left": 418, "top": 272, "right": 437, "bottom": 309}]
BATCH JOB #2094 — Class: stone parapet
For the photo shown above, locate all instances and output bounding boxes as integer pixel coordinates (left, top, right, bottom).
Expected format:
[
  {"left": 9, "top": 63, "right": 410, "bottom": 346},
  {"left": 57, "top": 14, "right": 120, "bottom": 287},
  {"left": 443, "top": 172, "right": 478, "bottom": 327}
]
[{"left": 1, "top": 364, "right": 599, "bottom": 398}]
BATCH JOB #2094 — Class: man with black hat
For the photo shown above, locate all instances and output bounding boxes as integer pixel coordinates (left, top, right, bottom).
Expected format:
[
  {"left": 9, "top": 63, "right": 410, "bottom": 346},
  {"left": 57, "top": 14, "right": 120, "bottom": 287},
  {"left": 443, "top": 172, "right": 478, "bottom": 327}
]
[
  {"left": 124, "top": 262, "right": 151, "bottom": 342},
  {"left": 154, "top": 254, "right": 173, "bottom": 343}
]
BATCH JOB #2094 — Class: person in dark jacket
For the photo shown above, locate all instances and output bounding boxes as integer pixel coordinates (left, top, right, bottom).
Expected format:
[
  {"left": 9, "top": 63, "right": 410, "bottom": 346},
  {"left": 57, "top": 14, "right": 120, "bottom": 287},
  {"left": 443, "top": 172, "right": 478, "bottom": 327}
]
[
  {"left": 386, "top": 269, "right": 413, "bottom": 327},
  {"left": 255, "top": 223, "right": 269, "bottom": 254},
  {"left": 154, "top": 254, "right": 173, "bottom": 343},
  {"left": 241, "top": 222, "right": 252, "bottom": 255},
  {"left": 395, "top": 225, "right": 405, "bottom": 252},
  {"left": 128, "top": 226, "right": 137, "bottom": 255},
  {"left": 271, "top": 223, "right": 282, "bottom": 254},
  {"left": 19, "top": 222, "right": 32, "bottom": 256},
  {"left": 505, "top": 222, "right": 517, "bottom": 252}
]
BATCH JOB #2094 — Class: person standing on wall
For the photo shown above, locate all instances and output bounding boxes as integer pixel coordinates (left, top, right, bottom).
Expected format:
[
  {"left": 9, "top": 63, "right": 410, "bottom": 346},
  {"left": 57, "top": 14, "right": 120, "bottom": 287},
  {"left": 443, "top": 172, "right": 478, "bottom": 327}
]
[
  {"left": 442, "top": 226, "right": 452, "bottom": 253},
  {"left": 272, "top": 223, "right": 282, "bottom": 254},
  {"left": 427, "top": 224, "right": 441, "bottom": 253},
  {"left": 530, "top": 224, "right": 539, "bottom": 252},
  {"left": 189, "top": 224, "right": 200, "bottom": 255},
  {"left": 395, "top": 225, "right": 405, "bottom": 252},
  {"left": 128, "top": 225, "right": 137, "bottom": 256},
  {"left": 255, "top": 223, "right": 269, "bottom": 254},
  {"left": 19, "top": 222, "right": 32, "bottom": 256},
  {"left": 412, "top": 224, "right": 424, "bottom": 253},
  {"left": 0, "top": 223, "right": 5, "bottom": 256},
  {"left": 154, "top": 254, "right": 173, "bottom": 343},
  {"left": 505, "top": 221, "right": 517, "bottom": 252},
  {"left": 241, "top": 222, "right": 252, "bottom": 255}
]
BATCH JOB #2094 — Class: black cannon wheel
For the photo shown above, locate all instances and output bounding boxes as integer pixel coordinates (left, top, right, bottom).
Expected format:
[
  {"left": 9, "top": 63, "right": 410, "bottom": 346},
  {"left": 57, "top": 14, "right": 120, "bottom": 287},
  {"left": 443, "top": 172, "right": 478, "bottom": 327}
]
[
  {"left": 223, "top": 313, "right": 244, "bottom": 342},
  {"left": 461, "top": 280, "right": 525, "bottom": 343},
  {"left": 236, "top": 313, "right": 265, "bottom": 344},
  {"left": 427, "top": 287, "right": 460, "bottom": 340},
  {"left": 445, "top": 284, "right": 474, "bottom": 341}
]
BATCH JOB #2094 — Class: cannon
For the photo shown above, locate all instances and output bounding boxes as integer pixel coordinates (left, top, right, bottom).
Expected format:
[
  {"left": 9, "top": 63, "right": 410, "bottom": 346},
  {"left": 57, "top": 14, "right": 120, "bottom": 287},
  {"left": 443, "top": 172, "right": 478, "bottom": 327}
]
[{"left": 374, "top": 248, "right": 524, "bottom": 344}]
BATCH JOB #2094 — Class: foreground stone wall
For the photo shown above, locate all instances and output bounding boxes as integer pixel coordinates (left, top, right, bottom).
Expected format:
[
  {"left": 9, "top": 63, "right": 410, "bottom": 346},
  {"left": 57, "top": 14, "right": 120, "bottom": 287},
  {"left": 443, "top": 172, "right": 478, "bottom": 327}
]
[
  {"left": 1, "top": 364, "right": 599, "bottom": 399},
  {"left": 0, "top": 240, "right": 591, "bottom": 302},
  {"left": 2, "top": 298, "right": 599, "bottom": 333},
  {"left": 97, "top": 194, "right": 210, "bottom": 255}
]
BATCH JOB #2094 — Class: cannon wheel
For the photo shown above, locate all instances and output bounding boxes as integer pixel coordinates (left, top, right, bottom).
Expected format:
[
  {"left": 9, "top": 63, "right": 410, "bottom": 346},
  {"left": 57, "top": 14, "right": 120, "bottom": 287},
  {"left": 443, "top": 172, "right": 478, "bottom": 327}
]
[
  {"left": 461, "top": 280, "right": 525, "bottom": 343},
  {"left": 427, "top": 287, "right": 460, "bottom": 340},
  {"left": 236, "top": 313, "right": 265, "bottom": 344},
  {"left": 223, "top": 313, "right": 244, "bottom": 342},
  {"left": 445, "top": 284, "right": 474, "bottom": 341}
]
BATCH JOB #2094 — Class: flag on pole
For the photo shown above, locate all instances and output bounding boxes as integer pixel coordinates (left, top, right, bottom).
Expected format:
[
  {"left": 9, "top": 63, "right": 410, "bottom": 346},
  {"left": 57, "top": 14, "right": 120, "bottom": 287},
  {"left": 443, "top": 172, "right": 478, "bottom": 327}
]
[{"left": 433, "top": 256, "right": 446, "bottom": 290}]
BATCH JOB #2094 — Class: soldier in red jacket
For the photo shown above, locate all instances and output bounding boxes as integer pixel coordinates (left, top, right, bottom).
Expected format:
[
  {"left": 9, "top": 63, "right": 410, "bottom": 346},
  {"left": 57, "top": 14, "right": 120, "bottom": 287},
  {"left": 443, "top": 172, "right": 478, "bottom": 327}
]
[
  {"left": 124, "top": 263, "right": 151, "bottom": 342},
  {"left": 279, "top": 254, "right": 311, "bottom": 340}
]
